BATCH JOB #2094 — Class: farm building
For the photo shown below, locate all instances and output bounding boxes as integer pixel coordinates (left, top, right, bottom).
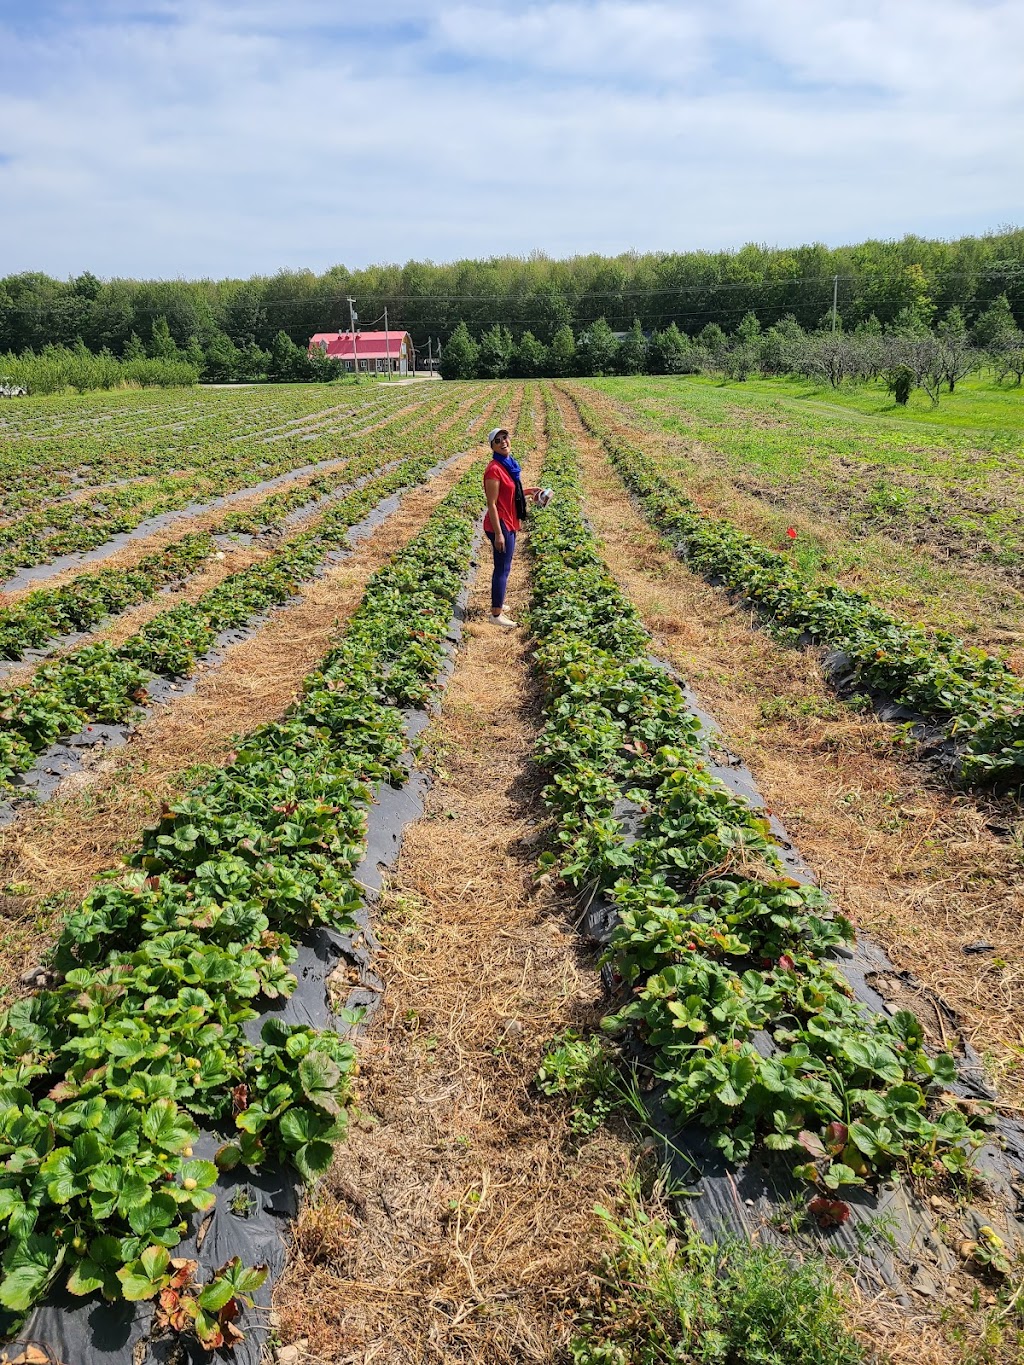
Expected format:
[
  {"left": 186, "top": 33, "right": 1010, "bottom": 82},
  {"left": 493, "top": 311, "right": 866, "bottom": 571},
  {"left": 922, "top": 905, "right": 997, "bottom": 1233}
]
[{"left": 308, "top": 331, "right": 414, "bottom": 376}]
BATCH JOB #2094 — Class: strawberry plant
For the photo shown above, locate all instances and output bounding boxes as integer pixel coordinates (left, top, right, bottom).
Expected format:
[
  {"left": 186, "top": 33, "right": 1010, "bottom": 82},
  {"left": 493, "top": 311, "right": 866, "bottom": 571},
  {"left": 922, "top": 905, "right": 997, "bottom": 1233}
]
[
  {"left": 0, "top": 395, "right": 504, "bottom": 791},
  {"left": 0, "top": 461, "right": 489, "bottom": 1345},
  {"left": 528, "top": 389, "right": 992, "bottom": 1213}
]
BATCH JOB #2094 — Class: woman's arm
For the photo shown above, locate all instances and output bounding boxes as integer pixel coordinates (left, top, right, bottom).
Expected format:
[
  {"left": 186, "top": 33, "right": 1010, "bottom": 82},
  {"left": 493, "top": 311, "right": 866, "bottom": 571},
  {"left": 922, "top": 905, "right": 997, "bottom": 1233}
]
[{"left": 484, "top": 478, "right": 505, "bottom": 550}]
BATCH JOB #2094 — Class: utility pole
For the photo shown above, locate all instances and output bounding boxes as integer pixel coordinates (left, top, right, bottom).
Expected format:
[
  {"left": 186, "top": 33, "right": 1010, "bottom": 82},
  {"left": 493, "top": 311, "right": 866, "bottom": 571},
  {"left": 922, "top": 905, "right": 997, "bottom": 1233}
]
[
  {"left": 427, "top": 337, "right": 433, "bottom": 373},
  {"left": 347, "top": 296, "right": 359, "bottom": 377},
  {"left": 831, "top": 275, "right": 839, "bottom": 333},
  {"left": 384, "top": 305, "right": 392, "bottom": 380}
]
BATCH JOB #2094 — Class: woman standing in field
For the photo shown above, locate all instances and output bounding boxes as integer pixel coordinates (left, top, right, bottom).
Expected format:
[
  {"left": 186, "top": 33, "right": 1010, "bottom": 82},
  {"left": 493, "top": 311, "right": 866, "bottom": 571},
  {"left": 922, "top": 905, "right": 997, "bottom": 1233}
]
[{"left": 483, "top": 427, "right": 541, "bottom": 627}]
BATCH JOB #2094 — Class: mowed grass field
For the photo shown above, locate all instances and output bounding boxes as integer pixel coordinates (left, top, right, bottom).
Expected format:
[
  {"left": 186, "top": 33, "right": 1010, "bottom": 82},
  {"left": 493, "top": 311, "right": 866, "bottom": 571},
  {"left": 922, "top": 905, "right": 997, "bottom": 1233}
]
[{"left": 591, "top": 374, "right": 1024, "bottom": 651}]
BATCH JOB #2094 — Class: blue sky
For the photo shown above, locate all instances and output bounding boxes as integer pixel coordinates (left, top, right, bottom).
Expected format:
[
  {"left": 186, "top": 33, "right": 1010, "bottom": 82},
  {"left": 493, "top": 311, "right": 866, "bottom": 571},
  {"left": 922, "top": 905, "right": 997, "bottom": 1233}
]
[{"left": 0, "top": 0, "right": 1021, "bottom": 279}]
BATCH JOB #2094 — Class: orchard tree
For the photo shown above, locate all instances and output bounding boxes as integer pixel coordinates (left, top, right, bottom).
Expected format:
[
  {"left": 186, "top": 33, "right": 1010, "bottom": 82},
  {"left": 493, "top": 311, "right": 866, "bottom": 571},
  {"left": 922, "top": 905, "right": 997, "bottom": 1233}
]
[
  {"left": 696, "top": 322, "right": 728, "bottom": 360},
  {"left": 735, "top": 311, "right": 761, "bottom": 344},
  {"left": 971, "top": 293, "right": 1017, "bottom": 351},
  {"left": 935, "top": 307, "right": 976, "bottom": 392},
  {"left": 649, "top": 322, "right": 694, "bottom": 374},
  {"left": 439, "top": 321, "right": 480, "bottom": 380}
]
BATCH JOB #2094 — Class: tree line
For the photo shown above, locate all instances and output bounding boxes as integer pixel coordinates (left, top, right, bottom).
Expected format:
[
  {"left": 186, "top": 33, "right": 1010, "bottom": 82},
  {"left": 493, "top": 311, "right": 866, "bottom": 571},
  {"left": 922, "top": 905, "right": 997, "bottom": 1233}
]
[
  {"left": 2, "top": 227, "right": 1022, "bottom": 362},
  {"left": 438, "top": 295, "right": 1024, "bottom": 401}
]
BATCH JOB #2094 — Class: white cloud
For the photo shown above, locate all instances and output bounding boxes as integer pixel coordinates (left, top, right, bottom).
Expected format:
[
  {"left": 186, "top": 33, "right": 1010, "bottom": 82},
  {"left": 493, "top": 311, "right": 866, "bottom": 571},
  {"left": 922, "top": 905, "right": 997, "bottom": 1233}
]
[{"left": 0, "top": 0, "right": 1020, "bottom": 278}]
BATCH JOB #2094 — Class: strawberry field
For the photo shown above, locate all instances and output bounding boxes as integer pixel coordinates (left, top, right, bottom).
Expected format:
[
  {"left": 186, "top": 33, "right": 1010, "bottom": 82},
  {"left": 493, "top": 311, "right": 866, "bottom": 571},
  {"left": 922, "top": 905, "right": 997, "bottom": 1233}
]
[{"left": 0, "top": 377, "right": 1021, "bottom": 1365}]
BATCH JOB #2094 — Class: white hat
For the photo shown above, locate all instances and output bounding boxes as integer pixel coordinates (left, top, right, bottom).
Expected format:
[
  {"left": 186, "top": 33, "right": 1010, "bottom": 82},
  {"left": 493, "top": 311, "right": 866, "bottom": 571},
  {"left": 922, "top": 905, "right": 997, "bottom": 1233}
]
[{"left": 487, "top": 427, "right": 510, "bottom": 445}]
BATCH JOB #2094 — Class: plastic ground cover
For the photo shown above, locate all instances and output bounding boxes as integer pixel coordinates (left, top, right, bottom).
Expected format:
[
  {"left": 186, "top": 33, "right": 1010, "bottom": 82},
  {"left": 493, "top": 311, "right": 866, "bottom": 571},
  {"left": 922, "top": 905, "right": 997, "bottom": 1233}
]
[{"left": 2, "top": 497, "right": 483, "bottom": 1362}]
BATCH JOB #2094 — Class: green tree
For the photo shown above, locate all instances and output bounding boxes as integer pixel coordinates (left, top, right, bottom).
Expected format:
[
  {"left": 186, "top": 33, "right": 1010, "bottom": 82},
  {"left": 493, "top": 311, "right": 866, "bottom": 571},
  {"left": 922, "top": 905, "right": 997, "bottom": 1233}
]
[
  {"left": 935, "top": 306, "right": 975, "bottom": 392},
  {"left": 478, "top": 323, "right": 514, "bottom": 378},
  {"left": 203, "top": 332, "right": 240, "bottom": 382},
  {"left": 972, "top": 293, "right": 1018, "bottom": 351},
  {"left": 439, "top": 322, "right": 480, "bottom": 380},
  {"left": 269, "top": 329, "right": 307, "bottom": 381},
  {"left": 149, "top": 316, "right": 179, "bottom": 360},
  {"left": 237, "top": 340, "right": 270, "bottom": 382},
  {"left": 577, "top": 317, "right": 618, "bottom": 376},
  {"left": 511, "top": 330, "right": 548, "bottom": 378},
  {"left": 735, "top": 310, "right": 761, "bottom": 344},
  {"left": 648, "top": 323, "right": 694, "bottom": 375},
  {"left": 183, "top": 336, "right": 206, "bottom": 373},
  {"left": 307, "top": 345, "right": 344, "bottom": 382},
  {"left": 617, "top": 318, "right": 648, "bottom": 375},
  {"left": 122, "top": 331, "right": 146, "bottom": 361},
  {"left": 696, "top": 322, "right": 727, "bottom": 359},
  {"left": 548, "top": 324, "right": 576, "bottom": 376}
]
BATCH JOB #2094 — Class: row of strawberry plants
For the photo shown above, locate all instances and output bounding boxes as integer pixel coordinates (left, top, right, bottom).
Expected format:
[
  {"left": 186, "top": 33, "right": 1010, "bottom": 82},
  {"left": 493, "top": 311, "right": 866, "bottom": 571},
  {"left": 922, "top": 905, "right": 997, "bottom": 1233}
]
[
  {"left": 567, "top": 388, "right": 1024, "bottom": 784},
  {"left": 528, "top": 391, "right": 990, "bottom": 1213},
  {"left": 0, "top": 386, "right": 448, "bottom": 581},
  {"left": 0, "top": 422, "right": 479, "bottom": 789},
  {"left": 0, "top": 536, "right": 216, "bottom": 662},
  {"left": 0, "top": 464, "right": 484, "bottom": 1346},
  {"left": 0, "top": 385, "right": 408, "bottom": 509},
  {"left": 0, "top": 389, "right": 480, "bottom": 663}
]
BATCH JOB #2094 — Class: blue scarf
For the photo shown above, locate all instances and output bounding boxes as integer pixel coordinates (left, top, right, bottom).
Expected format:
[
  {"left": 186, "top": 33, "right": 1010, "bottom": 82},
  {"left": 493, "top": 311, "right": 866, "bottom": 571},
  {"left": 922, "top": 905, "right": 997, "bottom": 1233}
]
[
  {"left": 491, "top": 449, "right": 528, "bottom": 520},
  {"left": 491, "top": 451, "right": 522, "bottom": 480}
]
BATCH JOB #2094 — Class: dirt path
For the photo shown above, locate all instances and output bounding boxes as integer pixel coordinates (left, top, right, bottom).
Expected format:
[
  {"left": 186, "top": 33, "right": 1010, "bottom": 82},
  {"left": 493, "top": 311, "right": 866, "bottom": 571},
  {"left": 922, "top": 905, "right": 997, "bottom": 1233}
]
[
  {"left": 273, "top": 440, "right": 629, "bottom": 1365},
  {"left": 0, "top": 444, "right": 492, "bottom": 990},
  {"left": 554, "top": 386, "right": 1024, "bottom": 1112}
]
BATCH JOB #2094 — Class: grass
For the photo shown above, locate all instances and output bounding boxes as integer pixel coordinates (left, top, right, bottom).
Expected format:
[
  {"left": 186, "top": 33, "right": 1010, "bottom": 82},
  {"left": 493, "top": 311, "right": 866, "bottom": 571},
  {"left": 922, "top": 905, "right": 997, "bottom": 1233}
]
[
  {"left": 569, "top": 1176, "right": 865, "bottom": 1365},
  {"left": 755, "top": 374, "right": 1024, "bottom": 435},
  {"left": 586, "top": 376, "right": 1024, "bottom": 648}
]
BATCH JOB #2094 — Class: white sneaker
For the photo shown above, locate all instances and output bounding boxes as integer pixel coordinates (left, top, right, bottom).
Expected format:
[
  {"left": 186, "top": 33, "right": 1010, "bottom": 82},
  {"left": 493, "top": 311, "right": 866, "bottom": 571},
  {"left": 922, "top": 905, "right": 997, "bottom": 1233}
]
[{"left": 489, "top": 613, "right": 518, "bottom": 628}]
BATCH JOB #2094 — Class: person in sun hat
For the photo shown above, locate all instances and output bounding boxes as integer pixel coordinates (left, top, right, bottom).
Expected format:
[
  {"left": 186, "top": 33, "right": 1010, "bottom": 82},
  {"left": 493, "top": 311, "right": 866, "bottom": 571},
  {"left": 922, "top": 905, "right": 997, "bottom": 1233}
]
[{"left": 482, "top": 426, "right": 542, "bottom": 627}]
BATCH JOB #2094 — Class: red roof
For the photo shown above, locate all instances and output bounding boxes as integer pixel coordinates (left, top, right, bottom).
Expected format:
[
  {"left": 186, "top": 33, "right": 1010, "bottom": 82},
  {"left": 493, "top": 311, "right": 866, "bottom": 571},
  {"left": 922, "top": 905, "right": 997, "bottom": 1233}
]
[{"left": 309, "top": 331, "right": 412, "bottom": 361}]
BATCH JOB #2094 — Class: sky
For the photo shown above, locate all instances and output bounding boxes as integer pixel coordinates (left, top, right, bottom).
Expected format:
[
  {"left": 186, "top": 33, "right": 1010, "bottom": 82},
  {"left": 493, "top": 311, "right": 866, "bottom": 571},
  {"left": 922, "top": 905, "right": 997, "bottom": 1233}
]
[{"left": 0, "top": 0, "right": 1021, "bottom": 280}]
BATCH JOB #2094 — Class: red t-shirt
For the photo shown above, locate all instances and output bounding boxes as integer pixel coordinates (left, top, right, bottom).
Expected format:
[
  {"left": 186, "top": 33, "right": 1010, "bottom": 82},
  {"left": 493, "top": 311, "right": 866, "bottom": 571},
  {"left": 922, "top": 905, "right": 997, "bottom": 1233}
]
[{"left": 483, "top": 459, "right": 520, "bottom": 533}]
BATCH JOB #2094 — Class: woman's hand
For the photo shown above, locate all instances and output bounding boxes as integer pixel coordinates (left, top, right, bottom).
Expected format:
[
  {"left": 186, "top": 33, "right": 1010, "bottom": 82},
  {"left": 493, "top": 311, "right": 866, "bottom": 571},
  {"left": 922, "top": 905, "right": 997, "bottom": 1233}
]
[{"left": 493, "top": 530, "right": 506, "bottom": 551}]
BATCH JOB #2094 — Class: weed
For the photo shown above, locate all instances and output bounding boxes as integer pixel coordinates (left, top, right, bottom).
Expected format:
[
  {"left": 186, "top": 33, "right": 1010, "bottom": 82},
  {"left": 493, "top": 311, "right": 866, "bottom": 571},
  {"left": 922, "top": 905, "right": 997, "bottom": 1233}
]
[{"left": 569, "top": 1176, "right": 865, "bottom": 1365}]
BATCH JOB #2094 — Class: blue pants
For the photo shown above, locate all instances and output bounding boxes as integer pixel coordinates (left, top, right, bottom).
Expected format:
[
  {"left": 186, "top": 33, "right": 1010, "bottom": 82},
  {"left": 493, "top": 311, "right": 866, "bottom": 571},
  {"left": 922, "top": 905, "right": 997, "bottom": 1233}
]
[{"left": 485, "top": 526, "right": 516, "bottom": 610}]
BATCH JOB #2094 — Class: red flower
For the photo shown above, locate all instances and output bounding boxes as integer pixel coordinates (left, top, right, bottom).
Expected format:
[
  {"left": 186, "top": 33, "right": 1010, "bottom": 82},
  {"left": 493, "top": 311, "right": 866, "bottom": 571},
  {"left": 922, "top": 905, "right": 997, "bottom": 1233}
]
[{"left": 786, "top": 527, "right": 797, "bottom": 540}]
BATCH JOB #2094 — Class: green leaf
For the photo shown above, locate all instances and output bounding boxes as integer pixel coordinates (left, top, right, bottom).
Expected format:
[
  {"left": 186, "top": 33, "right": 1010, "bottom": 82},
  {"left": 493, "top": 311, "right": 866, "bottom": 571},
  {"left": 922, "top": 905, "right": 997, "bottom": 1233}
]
[
  {"left": 66, "top": 1257, "right": 107, "bottom": 1297},
  {"left": 117, "top": 1245, "right": 171, "bottom": 1300},
  {"left": 197, "top": 1275, "right": 237, "bottom": 1313},
  {"left": 141, "top": 1099, "right": 194, "bottom": 1151},
  {"left": 298, "top": 1053, "right": 342, "bottom": 1116},
  {"left": 292, "top": 1138, "right": 334, "bottom": 1182},
  {"left": 0, "top": 1235, "right": 60, "bottom": 1312},
  {"left": 180, "top": 1158, "right": 218, "bottom": 1189}
]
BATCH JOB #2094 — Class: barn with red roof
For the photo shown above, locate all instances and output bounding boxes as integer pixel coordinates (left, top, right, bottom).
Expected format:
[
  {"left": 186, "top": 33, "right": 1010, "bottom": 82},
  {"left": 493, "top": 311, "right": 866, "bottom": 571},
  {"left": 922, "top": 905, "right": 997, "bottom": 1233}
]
[{"left": 308, "top": 331, "right": 414, "bottom": 376}]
